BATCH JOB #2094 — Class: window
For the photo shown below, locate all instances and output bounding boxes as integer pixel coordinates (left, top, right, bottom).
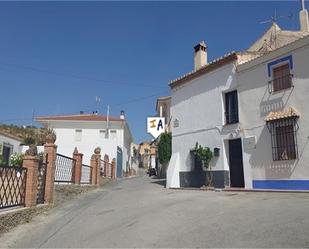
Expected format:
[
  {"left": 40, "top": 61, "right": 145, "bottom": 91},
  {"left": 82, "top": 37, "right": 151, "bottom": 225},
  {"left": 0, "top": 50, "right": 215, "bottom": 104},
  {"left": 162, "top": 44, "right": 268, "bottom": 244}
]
[
  {"left": 267, "top": 118, "right": 298, "bottom": 161},
  {"left": 99, "top": 130, "right": 106, "bottom": 139},
  {"left": 75, "top": 129, "right": 82, "bottom": 141},
  {"left": 110, "top": 130, "right": 117, "bottom": 139},
  {"left": 271, "top": 64, "right": 292, "bottom": 92},
  {"left": 225, "top": 90, "right": 239, "bottom": 124}
]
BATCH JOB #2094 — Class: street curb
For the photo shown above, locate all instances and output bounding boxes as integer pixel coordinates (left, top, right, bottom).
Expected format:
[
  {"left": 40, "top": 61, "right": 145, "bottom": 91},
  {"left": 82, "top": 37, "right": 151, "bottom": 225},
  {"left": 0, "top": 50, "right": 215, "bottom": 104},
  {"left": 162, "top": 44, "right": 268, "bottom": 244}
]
[{"left": 169, "top": 187, "right": 309, "bottom": 194}]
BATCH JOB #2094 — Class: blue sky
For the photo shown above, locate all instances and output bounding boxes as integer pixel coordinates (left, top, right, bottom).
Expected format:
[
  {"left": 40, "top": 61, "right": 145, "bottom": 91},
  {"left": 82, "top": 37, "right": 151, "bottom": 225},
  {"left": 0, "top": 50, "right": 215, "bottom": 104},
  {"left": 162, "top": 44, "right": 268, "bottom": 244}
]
[{"left": 0, "top": 1, "right": 304, "bottom": 143}]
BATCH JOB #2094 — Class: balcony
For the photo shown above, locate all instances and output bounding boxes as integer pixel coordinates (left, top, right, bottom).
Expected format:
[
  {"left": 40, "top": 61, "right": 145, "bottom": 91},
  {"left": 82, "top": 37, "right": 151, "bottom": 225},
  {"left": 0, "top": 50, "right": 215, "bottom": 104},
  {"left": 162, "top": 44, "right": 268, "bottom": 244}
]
[{"left": 268, "top": 74, "right": 293, "bottom": 93}]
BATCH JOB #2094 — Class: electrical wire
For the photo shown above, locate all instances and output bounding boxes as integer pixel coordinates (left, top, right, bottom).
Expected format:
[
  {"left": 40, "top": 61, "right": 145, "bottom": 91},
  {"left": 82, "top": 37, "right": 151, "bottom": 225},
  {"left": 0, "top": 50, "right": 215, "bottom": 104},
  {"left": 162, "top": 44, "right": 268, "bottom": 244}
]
[
  {"left": 0, "top": 60, "right": 166, "bottom": 89},
  {"left": 0, "top": 91, "right": 168, "bottom": 123}
]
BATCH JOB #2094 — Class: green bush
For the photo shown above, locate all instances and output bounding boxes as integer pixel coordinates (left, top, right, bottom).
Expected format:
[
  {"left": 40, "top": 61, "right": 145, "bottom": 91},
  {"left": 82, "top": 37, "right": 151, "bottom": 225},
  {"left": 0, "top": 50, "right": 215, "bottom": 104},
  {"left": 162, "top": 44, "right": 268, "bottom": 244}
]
[
  {"left": 158, "top": 133, "right": 172, "bottom": 164},
  {"left": 0, "top": 155, "right": 5, "bottom": 167},
  {"left": 10, "top": 152, "right": 23, "bottom": 167},
  {"left": 192, "top": 142, "right": 213, "bottom": 168}
]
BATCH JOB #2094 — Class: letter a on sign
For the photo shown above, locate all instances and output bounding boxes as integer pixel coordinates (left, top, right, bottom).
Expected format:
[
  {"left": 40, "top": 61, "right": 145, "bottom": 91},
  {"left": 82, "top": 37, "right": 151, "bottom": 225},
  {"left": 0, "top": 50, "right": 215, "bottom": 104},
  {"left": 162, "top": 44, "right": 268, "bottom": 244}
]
[{"left": 147, "top": 117, "right": 165, "bottom": 138}]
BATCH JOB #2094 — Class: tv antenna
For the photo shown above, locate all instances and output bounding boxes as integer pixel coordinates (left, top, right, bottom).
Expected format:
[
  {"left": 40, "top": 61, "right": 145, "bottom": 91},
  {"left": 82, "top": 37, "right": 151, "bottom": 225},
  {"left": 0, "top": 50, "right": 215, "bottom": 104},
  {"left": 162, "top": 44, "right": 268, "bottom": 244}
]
[
  {"left": 260, "top": 9, "right": 293, "bottom": 25},
  {"left": 95, "top": 96, "right": 101, "bottom": 114},
  {"left": 259, "top": 10, "right": 293, "bottom": 51}
]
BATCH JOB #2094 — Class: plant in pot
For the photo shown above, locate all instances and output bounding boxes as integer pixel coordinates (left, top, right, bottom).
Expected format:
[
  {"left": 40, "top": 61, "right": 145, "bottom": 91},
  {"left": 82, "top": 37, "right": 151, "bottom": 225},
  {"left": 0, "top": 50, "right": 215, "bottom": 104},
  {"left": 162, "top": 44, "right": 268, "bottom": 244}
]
[
  {"left": 46, "top": 128, "right": 56, "bottom": 144},
  {"left": 192, "top": 142, "right": 213, "bottom": 188}
]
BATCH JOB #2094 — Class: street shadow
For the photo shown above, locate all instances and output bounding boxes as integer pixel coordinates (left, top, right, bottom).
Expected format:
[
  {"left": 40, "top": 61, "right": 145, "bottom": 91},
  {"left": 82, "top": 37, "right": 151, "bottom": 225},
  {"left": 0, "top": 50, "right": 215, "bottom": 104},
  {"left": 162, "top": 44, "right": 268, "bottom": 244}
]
[{"left": 150, "top": 177, "right": 166, "bottom": 187}]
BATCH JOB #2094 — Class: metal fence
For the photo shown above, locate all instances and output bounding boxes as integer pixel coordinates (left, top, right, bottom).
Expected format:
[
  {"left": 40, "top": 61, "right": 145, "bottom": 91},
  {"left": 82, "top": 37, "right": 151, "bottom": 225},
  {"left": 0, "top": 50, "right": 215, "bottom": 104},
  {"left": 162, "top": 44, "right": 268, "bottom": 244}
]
[
  {"left": 37, "top": 155, "right": 48, "bottom": 204},
  {"left": 0, "top": 166, "right": 27, "bottom": 209},
  {"left": 100, "top": 160, "right": 112, "bottom": 178},
  {"left": 100, "top": 160, "right": 105, "bottom": 176},
  {"left": 80, "top": 164, "right": 91, "bottom": 184},
  {"left": 55, "top": 153, "right": 76, "bottom": 183}
]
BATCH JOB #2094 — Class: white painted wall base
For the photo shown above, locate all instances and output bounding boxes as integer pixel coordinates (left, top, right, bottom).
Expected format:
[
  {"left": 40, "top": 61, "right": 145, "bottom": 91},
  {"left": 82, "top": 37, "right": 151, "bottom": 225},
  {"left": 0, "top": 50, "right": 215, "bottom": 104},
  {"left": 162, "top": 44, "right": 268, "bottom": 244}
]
[{"left": 166, "top": 152, "right": 180, "bottom": 188}]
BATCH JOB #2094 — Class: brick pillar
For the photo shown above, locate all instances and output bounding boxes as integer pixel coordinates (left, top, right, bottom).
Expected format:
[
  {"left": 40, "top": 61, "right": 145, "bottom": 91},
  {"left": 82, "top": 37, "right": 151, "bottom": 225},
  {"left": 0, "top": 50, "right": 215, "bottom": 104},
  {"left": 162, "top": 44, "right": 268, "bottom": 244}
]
[
  {"left": 95, "top": 154, "right": 101, "bottom": 186},
  {"left": 90, "top": 147, "right": 101, "bottom": 186},
  {"left": 90, "top": 155, "right": 97, "bottom": 185},
  {"left": 111, "top": 158, "right": 116, "bottom": 179},
  {"left": 73, "top": 148, "right": 83, "bottom": 185},
  {"left": 104, "top": 154, "right": 109, "bottom": 177},
  {"left": 23, "top": 155, "right": 39, "bottom": 207},
  {"left": 44, "top": 143, "right": 57, "bottom": 204}
]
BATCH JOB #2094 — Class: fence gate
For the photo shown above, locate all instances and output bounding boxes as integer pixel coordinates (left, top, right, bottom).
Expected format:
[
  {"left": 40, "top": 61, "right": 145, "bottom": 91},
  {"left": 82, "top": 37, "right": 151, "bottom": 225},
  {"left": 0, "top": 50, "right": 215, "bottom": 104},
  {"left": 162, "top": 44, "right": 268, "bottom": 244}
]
[
  {"left": 0, "top": 166, "right": 27, "bottom": 209},
  {"left": 117, "top": 146, "right": 123, "bottom": 178},
  {"left": 37, "top": 154, "right": 48, "bottom": 204}
]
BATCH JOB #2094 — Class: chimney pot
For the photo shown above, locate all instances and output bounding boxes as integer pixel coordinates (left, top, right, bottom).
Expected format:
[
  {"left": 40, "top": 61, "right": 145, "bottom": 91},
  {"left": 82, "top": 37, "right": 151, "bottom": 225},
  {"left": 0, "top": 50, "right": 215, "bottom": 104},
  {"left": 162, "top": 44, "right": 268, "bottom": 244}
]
[
  {"left": 194, "top": 41, "right": 207, "bottom": 71},
  {"left": 120, "top": 110, "right": 125, "bottom": 120}
]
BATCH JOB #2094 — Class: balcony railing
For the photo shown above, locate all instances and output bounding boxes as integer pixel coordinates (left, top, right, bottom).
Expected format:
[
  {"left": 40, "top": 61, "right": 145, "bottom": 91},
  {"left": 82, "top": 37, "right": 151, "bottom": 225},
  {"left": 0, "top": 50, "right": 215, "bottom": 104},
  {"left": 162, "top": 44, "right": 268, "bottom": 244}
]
[
  {"left": 268, "top": 74, "right": 293, "bottom": 93},
  {"left": 225, "top": 111, "right": 239, "bottom": 125}
]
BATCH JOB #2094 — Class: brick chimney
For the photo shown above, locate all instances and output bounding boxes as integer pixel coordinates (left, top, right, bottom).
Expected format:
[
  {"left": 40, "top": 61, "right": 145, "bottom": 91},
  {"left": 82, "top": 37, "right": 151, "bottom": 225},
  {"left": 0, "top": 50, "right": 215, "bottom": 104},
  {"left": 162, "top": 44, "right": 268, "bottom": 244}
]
[
  {"left": 194, "top": 41, "right": 207, "bottom": 71},
  {"left": 300, "top": 0, "right": 309, "bottom": 32}
]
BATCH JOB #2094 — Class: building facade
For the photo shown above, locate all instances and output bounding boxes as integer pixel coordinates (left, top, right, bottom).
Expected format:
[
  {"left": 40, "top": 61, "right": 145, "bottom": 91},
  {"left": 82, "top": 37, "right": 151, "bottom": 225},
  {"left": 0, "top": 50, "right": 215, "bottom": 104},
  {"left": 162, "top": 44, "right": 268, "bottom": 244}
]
[
  {"left": 156, "top": 96, "right": 171, "bottom": 132},
  {"left": 167, "top": 2, "right": 309, "bottom": 190},
  {"left": 238, "top": 35, "right": 309, "bottom": 190}
]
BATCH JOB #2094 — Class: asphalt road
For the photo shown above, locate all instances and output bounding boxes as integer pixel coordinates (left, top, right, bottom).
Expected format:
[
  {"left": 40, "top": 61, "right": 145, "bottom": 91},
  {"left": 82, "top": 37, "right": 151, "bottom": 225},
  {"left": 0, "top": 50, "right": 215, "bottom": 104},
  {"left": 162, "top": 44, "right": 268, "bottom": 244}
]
[{"left": 2, "top": 174, "right": 309, "bottom": 248}]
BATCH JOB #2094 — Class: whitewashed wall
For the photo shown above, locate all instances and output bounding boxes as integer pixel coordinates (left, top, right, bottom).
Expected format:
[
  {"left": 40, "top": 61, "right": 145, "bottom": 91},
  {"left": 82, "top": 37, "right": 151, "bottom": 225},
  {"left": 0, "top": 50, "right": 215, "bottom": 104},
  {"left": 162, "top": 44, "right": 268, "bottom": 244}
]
[
  {"left": 47, "top": 121, "right": 131, "bottom": 167},
  {"left": 238, "top": 39, "right": 309, "bottom": 187},
  {"left": 0, "top": 135, "right": 22, "bottom": 160},
  {"left": 168, "top": 62, "right": 237, "bottom": 187}
]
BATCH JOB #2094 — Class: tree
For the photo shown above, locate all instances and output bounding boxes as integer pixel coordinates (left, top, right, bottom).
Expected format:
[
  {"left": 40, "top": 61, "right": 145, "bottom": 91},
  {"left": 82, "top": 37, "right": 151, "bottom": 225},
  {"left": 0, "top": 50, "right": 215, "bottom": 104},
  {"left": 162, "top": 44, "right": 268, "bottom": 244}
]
[{"left": 158, "top": 132, "right": 172, "bottom": 164}]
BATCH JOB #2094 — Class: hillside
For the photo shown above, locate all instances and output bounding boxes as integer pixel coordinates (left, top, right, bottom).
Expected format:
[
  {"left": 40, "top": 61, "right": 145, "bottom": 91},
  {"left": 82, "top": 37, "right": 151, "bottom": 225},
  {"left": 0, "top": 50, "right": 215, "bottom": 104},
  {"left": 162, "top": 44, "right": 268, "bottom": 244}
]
[{"left": 0, "top": 124, "right": 48, "bottom": 145}]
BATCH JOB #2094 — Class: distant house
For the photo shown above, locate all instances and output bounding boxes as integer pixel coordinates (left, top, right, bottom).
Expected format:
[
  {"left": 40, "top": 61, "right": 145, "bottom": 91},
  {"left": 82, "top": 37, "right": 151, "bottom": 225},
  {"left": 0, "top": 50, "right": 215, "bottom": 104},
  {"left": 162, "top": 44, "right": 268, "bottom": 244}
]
[
  {"left": 138, "top": 141, "right": 151, "bottom": 168},
  {"left": 36, "top": 112, "right": 134, "bottom": 177},
  {"left": 156, "top": 96, "right": 171, "bottom": 132},
  {"left": 0, "top": 131, "right": 22, "bottom": 165}
]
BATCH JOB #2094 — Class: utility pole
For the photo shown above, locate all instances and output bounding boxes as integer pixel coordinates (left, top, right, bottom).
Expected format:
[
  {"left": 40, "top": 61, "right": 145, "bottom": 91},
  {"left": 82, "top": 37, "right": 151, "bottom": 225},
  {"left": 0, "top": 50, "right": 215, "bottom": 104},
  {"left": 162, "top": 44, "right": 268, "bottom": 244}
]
[{"left": 31, "top": 110, "right": 35, "bottom": 127}]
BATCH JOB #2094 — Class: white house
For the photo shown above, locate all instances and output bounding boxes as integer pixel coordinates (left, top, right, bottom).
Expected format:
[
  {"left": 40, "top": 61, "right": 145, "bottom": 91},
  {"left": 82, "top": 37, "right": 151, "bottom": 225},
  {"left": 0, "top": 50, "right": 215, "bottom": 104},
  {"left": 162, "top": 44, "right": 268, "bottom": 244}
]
[
  {"left": 167, "top": 1, "right": 309, "bottom": 190},
  {"left": 36, "top": 111, "right": 134, "bottom": 177},
  {"left": 238, "top": 30, "right": 309, "bottom": 190},
  {"left": 0, "top": 131, "right": 22, "bottom": 165}
]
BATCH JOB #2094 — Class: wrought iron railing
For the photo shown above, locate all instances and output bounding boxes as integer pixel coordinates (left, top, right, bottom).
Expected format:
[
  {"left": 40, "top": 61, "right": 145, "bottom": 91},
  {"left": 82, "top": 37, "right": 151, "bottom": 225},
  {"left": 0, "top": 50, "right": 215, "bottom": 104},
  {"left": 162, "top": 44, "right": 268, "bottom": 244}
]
[
  {"left": 100, "top": 159, "right": 105, "bottom": 176},
  {"left": 80, "top": 164, "right": 91, "bottom": 184},
  {"left": 225, "top": 111, "right": 239, "bottom": 125},
  {"left": 0, "top": 166, "right": 27, "bottom": 209},
  {"left": 266, "top": 117, "right": 299, "bottom": 161},
  {"left": 55, "top": 154, "right": 76, "bottom": 183},
  {"left": 101, "top": 160, "right": 112, "bottom": 178},
  {"left": 268, "top": 74, "right": 293, "bottom": 93}
]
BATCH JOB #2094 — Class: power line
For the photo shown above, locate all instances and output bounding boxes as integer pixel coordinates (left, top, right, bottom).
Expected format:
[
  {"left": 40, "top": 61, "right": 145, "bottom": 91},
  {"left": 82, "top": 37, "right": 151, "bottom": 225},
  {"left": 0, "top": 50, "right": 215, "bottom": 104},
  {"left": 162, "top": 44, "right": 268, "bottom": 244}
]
[
  {"left": 0, "top": 60, "right": 166, "bottom": 89},
  {"left": 0, "top": 91, "right": 168, "bottom": 123}
]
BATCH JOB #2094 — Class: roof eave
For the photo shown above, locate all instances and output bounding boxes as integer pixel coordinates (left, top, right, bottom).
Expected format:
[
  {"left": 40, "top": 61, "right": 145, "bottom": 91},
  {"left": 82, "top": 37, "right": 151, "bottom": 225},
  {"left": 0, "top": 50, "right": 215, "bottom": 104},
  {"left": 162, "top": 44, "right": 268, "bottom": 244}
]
[{"left": 169, "top": 52, "right": 238, "bottom": 89}]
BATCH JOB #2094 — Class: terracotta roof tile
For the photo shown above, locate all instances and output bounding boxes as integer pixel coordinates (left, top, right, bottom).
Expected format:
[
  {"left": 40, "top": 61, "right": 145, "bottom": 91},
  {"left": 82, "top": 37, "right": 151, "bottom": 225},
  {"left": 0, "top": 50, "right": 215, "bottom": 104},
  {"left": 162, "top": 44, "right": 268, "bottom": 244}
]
[
  {"left": 36, "top": 114, "right": 123, "bottom": 122},
  {"left": 0, "top": 130, "right": 23, "bottom": 142},
  {"left": 265, "top": 107, "right": 299, "bottom": 122},
  {"left": 169, "top": 52, "right": 238, "bottom": 88}
]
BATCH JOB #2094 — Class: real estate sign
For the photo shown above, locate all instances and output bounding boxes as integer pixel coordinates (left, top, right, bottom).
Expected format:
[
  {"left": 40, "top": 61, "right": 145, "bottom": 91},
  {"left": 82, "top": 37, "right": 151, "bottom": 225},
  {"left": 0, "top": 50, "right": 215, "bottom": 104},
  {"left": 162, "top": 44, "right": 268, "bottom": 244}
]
[{"left": 147, "top": 117, "right": 165, "bottom": 138}]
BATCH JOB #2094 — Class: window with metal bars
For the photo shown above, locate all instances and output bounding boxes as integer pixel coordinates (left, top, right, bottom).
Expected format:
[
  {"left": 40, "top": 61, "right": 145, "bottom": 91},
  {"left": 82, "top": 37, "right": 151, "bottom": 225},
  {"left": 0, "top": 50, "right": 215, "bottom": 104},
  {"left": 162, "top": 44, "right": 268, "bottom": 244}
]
[
  {"left": 266, "top": 117, "right": 299, "bottom": 161},
  {"left": 268, "top": 64, "right": 293, "bottom": 93}
]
